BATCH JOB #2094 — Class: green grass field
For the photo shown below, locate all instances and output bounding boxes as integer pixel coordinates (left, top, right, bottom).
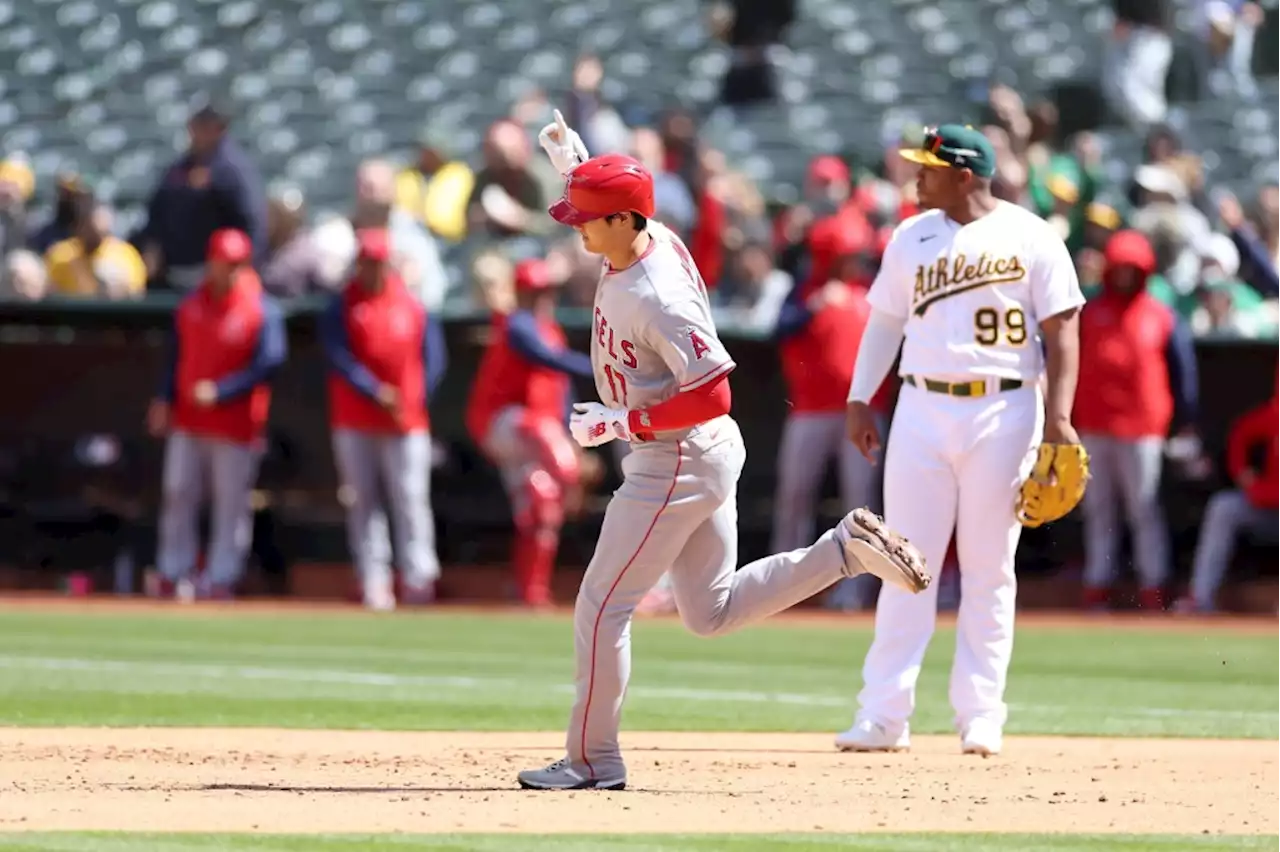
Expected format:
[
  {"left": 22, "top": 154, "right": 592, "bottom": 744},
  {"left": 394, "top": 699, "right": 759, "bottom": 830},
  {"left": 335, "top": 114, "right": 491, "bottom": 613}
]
[{"left": 0, "top": 605, "right": 1275, "bottom": 851}]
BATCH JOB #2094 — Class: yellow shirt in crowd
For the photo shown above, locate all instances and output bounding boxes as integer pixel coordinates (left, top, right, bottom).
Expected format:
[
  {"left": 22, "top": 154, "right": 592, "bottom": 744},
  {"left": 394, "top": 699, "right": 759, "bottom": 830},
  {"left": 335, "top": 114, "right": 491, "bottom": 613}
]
[
  {"left": 44, "top": 237, "right": 148, "bottom": 298},
  {"left": 394, "top": 161, "right": 475, "bottom": 243}
]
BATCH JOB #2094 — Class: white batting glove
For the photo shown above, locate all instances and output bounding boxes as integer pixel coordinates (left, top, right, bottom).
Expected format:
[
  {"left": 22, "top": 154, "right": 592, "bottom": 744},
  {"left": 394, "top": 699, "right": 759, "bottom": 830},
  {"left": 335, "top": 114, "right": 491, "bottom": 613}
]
[
  {"left": 569, "top": 402, "right": 630, "bottom": 448},
  {"left": 538, "top": 109, "right": 590, "bottom": 176}
]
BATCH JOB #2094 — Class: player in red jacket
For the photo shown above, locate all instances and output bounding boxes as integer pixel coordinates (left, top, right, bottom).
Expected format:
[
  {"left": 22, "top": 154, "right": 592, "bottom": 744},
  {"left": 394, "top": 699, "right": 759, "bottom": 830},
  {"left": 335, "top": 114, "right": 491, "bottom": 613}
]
[
  {"left": 1075, "top": 230, "right": 1199, "bottom": 610},
  {"left": 1180, "top": 374, "right": 1279, "bottom": 612},
  {"left": 773, "top": 219, "right": 893, "bottom": 610},
  {"left": 467, "top": 258, "right": 592, "bottom": 606},
  {"left": 148, "top": 228, "right": 287, "bottom": 599},
  {"left": 321, "top": 228, "right": 447, "bottom": 611}
]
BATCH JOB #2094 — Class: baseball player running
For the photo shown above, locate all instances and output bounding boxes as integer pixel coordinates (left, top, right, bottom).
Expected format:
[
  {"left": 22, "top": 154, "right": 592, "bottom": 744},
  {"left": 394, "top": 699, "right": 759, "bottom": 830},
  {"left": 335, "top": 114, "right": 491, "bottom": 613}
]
[
  {"left": 517, "top": 112, "right": 931, "bottom": 792},
  {"left": 837, "top": 125, "right": 1088, "bottom": 757},
  {"left": 467, "top": 257, "right": 592, "bottom": 606}
]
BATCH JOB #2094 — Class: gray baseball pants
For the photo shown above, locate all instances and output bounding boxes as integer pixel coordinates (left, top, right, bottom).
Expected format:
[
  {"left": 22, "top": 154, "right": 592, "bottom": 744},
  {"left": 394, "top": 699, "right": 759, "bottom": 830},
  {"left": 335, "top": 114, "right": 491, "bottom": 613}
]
[
  {"left": 331, "top": 428, "right": 441, "bottom": 598},
  {"left": 1188, "top": 488, "right": 1277, "bottom": 608},
  {"left": 156, "top": 430, "right": 261, "bottom": 587},
  {"left": 1080, "top": 433, "right": 1170, "bottom": 590}
]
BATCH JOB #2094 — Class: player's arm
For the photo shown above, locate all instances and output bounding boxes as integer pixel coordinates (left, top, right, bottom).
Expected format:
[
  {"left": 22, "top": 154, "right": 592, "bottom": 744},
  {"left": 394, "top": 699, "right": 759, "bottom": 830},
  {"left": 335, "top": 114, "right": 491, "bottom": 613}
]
[
  {"left": 319, "top": 295, "right": 382, "bottom": 401},
  {"left": 422, "top": 310, "right": 449, "bottom": 400},
  {"left": 1039, "top": 307, "right": 1081, "bottom": 442},
  {"left": 1163, "top": 313, "right": 1199, "bottom": 432},
  {"left": 1030, "top": 229, "right": 1088, "bottom": 443},
  {"left": 847, "top": 233, "right": 910, "bottom": 404},
  {"left": 846, "top": 309, "right": 906, "bottom": 403},
  {"left": 507, "top": 311, "right": 593, "bottom": 377},
  {"left": 1227, "top": 405, "right": 1270, "bottom": 483},
  {"left": 629, "top": 298, "right": 736, "bottom": 434},
  {"left": 213, "top": 297, "right": 288, "bottom": 402},
  {"left": 772, "top": 278, "right": 816, "bottom": 342}
]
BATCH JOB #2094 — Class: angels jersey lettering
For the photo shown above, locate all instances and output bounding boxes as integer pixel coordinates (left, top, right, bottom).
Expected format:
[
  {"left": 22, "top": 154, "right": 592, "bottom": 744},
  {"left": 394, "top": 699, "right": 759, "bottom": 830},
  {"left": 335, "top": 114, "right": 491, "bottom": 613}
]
[
  {"left": 591, "top": 222, "right": 735, "bottom": 412},
  {"left": 868, "top": 201, "right": 1084, "bottom": 381}
]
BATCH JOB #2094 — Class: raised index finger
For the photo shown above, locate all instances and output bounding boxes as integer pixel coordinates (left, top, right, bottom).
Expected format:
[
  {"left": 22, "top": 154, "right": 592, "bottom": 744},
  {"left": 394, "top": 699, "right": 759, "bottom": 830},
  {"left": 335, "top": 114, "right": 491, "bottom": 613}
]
[{"left": 553, "top": 109, "right": 569, "bottom": 135}]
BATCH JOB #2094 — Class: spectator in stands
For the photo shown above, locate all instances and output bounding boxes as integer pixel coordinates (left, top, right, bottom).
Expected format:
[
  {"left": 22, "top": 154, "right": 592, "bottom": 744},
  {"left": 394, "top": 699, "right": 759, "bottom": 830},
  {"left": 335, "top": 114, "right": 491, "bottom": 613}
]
[
  {"left": 467, "top": 120, "right": 551, "bottom": 244},
  {"left": 0, "top": 153, "right": 33, "bottom": 263},
  {"left": 1084, "top": 198, "right": 1126, "bottom": 251},
  {"left": 354, "top": 159, "right": 450, "bottom": 311},
  {"left": 260, "top": 185, "right": 321, "bottom": 299},
  {"left": 1104, "top": 0, "right": 1173, "bottom": 130},
  {"left": 1076, "top": 230, "right": 1199, "bottom": 611},
  {"left": 1197, "top": 0, "right": 1265, "bottom": 100},
  {"left": 1131, "top": 163, "right": 1214, "bottom": 297},
  {"left": 1189, "top": 233, "right": 1277, "bottom": 337},
  {"left": 563, "top": 55, "right": 631, "bottom": 161},
  {"left": 982, "top": 124, "right": 1028, "bottom": 203},
  {"left": 1178, "top": 375, "right": 1278, "bottom": 612},
  {"left": 657, "top": 109, "right": 702, "bottom": 196},
  {"left": 715, "top": 241, "right": 791, "bottom": 331},
  {"left": 147, "top": 229, "right": 286, "bottom": 600},
  {"left": 140, "top": 97, "right": 268, "bottom": 290},
  {"left": 44, "top": 194, "right": 147, "bottom": 300},
  {"left": 631, "top": 127, "right": 695, "bottom": 237},
  {"left": 714, "top": 0, "right": 796, "bottom": 106},
  {"left": 1218, "top": 190, "right": 1279, "bottom": 297},
  {"left": 394, "top": 128, "right": 474, "bottom": 244},
  {"left": 2, "top": 250, "right": 47, "bottom": 301},
  {"left": 687, "top": 147, "right": 731, "bottom": 287},
  {"left": 28, "top": 172, "right": 88, "bottom": 254},
  {"left": 321, "top": 228, "right": 445, "bottom": 611}
]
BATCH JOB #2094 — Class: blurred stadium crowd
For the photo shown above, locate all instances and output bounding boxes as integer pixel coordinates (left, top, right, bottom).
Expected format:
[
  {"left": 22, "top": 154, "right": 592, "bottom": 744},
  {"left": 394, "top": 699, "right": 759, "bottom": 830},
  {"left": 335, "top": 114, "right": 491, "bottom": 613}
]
[{"left": 0, "top": 0, "right": 1275, "bottom": 611}]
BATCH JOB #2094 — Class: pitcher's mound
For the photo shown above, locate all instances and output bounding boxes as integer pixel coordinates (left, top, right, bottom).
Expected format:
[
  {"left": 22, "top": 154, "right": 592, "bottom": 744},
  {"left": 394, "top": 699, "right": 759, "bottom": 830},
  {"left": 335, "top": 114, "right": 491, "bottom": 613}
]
[{"left": 0, "top": 728, "right": 1273, "bottom": 835}]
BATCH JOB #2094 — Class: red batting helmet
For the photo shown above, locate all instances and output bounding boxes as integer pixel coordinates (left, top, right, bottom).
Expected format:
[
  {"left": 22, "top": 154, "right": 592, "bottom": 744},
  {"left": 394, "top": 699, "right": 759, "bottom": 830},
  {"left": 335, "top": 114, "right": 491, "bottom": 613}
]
[
  {"left": 549, "top": 154, "right": 655, "bottom": 226},
  {"left": 207, "top": 228, "right": 252, "bottom": 264},
  {"left": 514, "top": 258, "right": 552, "bottom": 293}
]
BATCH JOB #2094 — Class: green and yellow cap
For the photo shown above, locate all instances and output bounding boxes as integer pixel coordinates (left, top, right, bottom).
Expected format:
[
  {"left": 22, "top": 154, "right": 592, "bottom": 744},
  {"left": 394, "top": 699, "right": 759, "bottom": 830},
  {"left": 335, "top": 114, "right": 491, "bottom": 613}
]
[{"left": 898, "top": 124, "right": 997, "bottom": 179}]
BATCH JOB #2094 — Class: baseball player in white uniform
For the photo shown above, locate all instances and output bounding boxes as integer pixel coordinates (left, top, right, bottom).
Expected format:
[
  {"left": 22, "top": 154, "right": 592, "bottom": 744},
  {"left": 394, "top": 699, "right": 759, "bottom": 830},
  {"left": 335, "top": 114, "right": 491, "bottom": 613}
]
[
  {"left": 837, "top": 125, "right": 1085, "bottom": 757},
  {"left": 517, "top": 112, "right": 932, "bottom": 791}
]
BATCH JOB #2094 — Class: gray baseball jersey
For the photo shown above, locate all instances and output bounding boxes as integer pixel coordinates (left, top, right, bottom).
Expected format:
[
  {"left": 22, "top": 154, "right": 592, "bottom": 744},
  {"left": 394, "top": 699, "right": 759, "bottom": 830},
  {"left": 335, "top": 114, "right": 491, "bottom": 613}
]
[
  {"left": 564, "top": 223, "right": 856, "bottom": 784},
  {"left": 590, "top": 223, "right": 735, "bottom": 423}
]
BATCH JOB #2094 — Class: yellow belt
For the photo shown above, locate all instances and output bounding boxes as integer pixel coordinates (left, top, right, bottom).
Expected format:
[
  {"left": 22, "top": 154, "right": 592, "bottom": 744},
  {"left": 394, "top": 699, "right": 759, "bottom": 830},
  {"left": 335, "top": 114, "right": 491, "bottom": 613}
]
[{"left": 902, "top": 374, "right": 1024, "bottom": 398}]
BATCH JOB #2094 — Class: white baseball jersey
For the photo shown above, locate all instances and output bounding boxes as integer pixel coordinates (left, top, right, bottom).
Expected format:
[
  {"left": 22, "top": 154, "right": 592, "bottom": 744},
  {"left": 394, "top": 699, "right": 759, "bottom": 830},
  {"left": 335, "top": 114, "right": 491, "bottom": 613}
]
[
  {"left": 868, "top": 201, "right": 1085, "bottom": 381},
  {"left": 590, "top": 222, "right": 736, "bottom": 413}
]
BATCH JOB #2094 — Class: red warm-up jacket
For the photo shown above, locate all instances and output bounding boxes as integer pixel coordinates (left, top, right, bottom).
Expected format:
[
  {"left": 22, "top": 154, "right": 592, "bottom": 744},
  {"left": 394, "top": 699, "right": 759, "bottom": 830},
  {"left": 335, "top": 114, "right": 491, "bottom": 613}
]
[
  {"left": 466, "top": 311, "right": 574, "bottom": 441},
  {"left": 778, "top": 286, "right": 890, "bottom": 414},
  {"left": 1227, "top": 390, "right": 1279, "bottom": 510},
  {"left": 322, "top": 273, "right": 446, "bottom": 435},
  {"left": 165, "top": 270, "right": 285, "bottom": 445},
  {"left": 1075, "top": 231, "right": 1181, "bottom": 439}
]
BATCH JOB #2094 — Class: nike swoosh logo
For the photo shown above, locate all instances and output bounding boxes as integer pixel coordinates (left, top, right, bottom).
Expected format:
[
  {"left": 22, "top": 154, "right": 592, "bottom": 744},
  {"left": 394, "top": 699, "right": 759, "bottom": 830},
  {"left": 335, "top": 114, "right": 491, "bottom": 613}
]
[{"left": 919, "top": 235, "right": 937, "bottom": 243}]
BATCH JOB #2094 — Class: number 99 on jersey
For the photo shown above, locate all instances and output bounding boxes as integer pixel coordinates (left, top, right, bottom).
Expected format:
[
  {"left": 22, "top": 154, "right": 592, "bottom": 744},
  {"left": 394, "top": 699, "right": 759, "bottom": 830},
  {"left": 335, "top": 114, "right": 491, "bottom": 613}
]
[{"left": 973, "top": 307, "right": 1027, "bottom": 347}]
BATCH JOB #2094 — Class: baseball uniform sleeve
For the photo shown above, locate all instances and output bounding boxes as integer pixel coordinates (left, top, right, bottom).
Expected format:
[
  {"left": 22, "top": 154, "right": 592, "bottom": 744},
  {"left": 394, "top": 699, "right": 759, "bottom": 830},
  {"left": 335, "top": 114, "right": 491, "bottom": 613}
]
[
  {"left": 865, "top": 233, "right": 912, "bottom": 319},
  {"left": 642, "top": 297, "right": 736, "bottom": 391},
  {"left": 213, "top": 297, "right": 288, "bottom": 402},
  {"left": 1029, "top": 230, "right": 1086, "bottom": 320}
]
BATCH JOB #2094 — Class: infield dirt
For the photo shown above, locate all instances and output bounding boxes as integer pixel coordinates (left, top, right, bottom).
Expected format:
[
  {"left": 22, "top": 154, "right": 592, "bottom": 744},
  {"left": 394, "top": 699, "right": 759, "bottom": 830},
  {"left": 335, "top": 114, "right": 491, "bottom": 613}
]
[{"left": 0, "top": 728, "right": 1274, "bottom": 835}]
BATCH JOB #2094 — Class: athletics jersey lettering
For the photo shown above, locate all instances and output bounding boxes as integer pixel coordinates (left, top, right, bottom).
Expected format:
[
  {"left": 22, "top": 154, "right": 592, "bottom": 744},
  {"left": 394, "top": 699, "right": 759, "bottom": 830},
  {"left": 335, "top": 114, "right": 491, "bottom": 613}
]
[{"left": 868, "top": 202, "right": 1084, "bottom": 382}]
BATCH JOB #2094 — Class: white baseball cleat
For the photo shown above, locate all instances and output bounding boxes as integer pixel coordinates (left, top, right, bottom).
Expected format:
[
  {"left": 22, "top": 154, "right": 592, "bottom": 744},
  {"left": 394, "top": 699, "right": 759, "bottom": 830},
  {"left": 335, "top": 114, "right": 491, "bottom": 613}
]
[
  {"left": 834, "top": 720, "right": 911, "bottom": 752},
  {"left": 960, "top": 718, "right": 1003, "bottom": 757},
  {"left": 517, "top": 757, "right": 626, "bottom": 791},
  {"left": 839, "top": 508, "right": 932, "bottom": 594}
]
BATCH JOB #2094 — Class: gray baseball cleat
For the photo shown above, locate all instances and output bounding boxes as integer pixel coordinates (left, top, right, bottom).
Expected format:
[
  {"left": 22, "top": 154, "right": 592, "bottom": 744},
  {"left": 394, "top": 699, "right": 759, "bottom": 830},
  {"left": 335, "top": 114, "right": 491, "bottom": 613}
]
[
  {"left": 839, "top": 508, "right": 931, "bottom": 593},
  {"left": 517, "top": 757, "right": 626, "bottom": 791}
]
